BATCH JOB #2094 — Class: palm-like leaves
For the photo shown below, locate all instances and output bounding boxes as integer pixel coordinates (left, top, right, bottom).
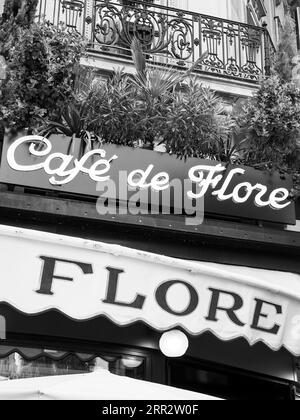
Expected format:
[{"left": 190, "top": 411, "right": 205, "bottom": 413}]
[
  {"left": 159, "top": 78, "right": 237, "bottom": 160},
  {"left": 45, "top": 90, "right": 102, "bottom": 156},
  {"left": 131, "top": 38, "right": 209, "bottom": 100},
  {"left": 130, "top": 39, "right": 211, "bottom": 149},
  {"left": 47, "top": 100, "right": 87, "bottom": 138},
  {"left": 73, "top": 64, "right": 96, "bottom": 103},
  {"left": 132, "top": 67, "right": 184, "bottom": 100},
  {"left": 131, "top": 37, "right": 146, "bottom": 75},
  {"left": 41, "top": 39, "right": 236, "bottom": 161}
]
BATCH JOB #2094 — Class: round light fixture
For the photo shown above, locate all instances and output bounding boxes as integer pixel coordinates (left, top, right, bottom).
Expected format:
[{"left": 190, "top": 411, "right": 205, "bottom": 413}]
[
  {"left": 159, "top": 330, "right": 189, "bottom": 358},
  {"left": 121, "top": 357, "right": 144, "bottom": 369}
]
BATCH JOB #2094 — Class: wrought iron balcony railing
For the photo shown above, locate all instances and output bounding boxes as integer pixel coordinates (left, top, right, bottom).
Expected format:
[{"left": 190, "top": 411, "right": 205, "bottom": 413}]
[{"left": 37, "top": 0, "right": 274, "bottom": 83}]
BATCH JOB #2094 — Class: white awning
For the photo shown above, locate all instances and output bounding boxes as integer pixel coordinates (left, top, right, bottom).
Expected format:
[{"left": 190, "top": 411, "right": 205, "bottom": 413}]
[
  {"left": 0, "top": 225, "right": 300, "bottom": 355},
  {"left": 0, "top": 369, "right": 220, "bottom": 400}
]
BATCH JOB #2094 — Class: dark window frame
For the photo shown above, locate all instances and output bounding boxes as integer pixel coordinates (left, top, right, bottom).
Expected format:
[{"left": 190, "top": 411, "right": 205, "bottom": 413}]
[
  {"left": 0, "top": 335, "right": 153, "bottom": 382},
  {"left": 167, "top": 355, "right": 296, "bottom": 400}
]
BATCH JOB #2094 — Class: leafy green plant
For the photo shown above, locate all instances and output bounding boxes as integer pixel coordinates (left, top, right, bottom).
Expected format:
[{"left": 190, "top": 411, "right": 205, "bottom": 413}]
[
  {"left": 0, "top": 0, "right": 39, "bottom": 58},
  {"left": 0, "top": 21, "right": 86, "bottom": 132},
  {"left": 272, "top": 14, "right": 298, "bottom": 82},
  {"left": 45, "top": 99, "right": 94, "bottom": 157},
  {"left": 235, "top": 1, "right": 300, "bottom": 197},
  {"left": 130, "top": 51, "right": 182, "bottom": 147},
  {"left": 59, "top": 38, "right": 233, "bottom": 161},
  {"left": 47, "top": 100, "right": 89, "bottom": 139},
  {"left": 238, "top": 75, "right": 300, "bottom": 194},
  {"left": 159, "top": 78, "right": 235, "bottom": 160},
  {"left": 130, "top": 38, "right": 209, "bottom": 149},
  {"left": 81, "top": 70, "right": 142, "bottom": 147},
  {"left": 42, "top": 37, "right": 214, "bottom": 156},
  {"left": 1, "top": 0, "right": 39, "bottom": 28},
  {"left": 44, "top": 66, "right": 140, "bottom": 154},
  {"left": 43, "top": 67, "right": 103, "bottom": 156}
]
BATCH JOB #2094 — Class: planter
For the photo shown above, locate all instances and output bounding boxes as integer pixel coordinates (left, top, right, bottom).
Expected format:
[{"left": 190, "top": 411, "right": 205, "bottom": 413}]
[
  {"left": 141, "top": 143, "right": 154, "bottom": 150},
  {"left": 65, "top": 135, "right": 84, "bottom": 159}
]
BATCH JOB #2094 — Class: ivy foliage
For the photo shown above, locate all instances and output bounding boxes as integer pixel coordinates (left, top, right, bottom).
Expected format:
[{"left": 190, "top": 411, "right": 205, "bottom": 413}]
[
  {"left": 0, "top": 1, "right": 86, "bottom": 132},
  {"left": 237, "top": 76, "right": 300, "bottom": 196},
  {"left": 0, "top": 22, "right": 86, "bottom": 131},
  {"left": 0, "top": 0, "right": 39, "bottom": 59},
  {"left": 236, "top": 5, "right": 300, "bottom": 197},
  {"left": 240, "top": 76, "right": 300, "bottom": 168},
  {"left": 1, "top": 0, "right": 39, "bottom": 26},
  {"left": 158, "top": 79, "right": 235, "bottom": 160}
]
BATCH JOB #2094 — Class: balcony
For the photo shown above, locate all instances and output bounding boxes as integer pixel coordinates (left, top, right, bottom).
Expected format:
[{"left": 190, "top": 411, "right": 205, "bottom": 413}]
[{"left": 37, "top": 0, "right": 274, "bottom": 85}]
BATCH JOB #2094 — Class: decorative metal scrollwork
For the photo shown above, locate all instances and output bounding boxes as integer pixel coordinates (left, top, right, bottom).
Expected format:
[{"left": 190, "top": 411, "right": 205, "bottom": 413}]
[
  {"left": 94, "top": 3, "right": 122, "bottom": 47},
  {"left": 37, "top": 0, "right": 274, "bottom": 83},
  {"left": 240, "top": 26, "right": 263, "bottom": 79},
  {"left": 200, "top": 17, "right": 224, "bottom": 73},
  {"left": 169, "top": 14, "right": 193, "bottom": 63},
  {"left": 223, "top": 23, "right": 241, "bottom": 77},
  {"left": 60, "top": 0, "right": 85, "bottom": 30},
  {"left": 94, "top": 1, "right": 173, "bottom": 57}
]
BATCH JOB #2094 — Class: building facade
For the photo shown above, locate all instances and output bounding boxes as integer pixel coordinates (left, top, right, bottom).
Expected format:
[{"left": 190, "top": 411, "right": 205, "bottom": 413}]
[
  {"left": 33, "top": 0, "right": 299, "bottom": 105},
  {"left": 36, "top": 0, "right": 285, "bottom": 100},
  {"left": 0, "top": 0, "right": 300, "bottom": 401}
]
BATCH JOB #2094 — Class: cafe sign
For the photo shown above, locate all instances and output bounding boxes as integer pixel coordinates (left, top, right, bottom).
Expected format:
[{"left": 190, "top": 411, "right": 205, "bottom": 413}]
[
  {"left": 1, "top": 225, "right": 300, "bottom": 355},
  {"left": 0, "top": 135, "right": 296, "bottom": 225}
]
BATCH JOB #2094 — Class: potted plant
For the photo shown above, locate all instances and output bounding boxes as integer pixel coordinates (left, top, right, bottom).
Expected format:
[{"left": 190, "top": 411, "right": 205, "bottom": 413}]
[{"left": 44, "top": 96, "right": 103, "bottom": 159}]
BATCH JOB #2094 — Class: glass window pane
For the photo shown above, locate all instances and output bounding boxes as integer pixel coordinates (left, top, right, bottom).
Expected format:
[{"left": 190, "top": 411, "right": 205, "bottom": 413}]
[{"left": 0, "top": 346, "right": 146, "bottom": 381}]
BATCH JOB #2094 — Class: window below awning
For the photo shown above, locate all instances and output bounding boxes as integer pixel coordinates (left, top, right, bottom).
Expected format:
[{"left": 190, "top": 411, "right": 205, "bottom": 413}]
[
  {"left": 0, "top": 342, "right": 293, "bottom": 400},
  {"left": 0, "top": 345, "right": 145, "bottom": 381}
]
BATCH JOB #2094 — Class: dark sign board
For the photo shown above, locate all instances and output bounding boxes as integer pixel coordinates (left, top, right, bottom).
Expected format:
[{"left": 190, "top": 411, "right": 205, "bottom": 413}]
[{"left": 0, "top": 135, "right": 296, "bottom": 225}]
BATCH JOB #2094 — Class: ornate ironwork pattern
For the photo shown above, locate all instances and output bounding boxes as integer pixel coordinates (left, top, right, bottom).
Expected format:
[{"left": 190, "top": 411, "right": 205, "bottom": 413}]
[
  {"left": 37, "top": 0, "right": 87, "bottom": 33},
  {"left": 61, "top": 0, "right": 85, "bottom": 30},
  {"left": 37, "top": 0, "right": 275, "bottom": 82}
]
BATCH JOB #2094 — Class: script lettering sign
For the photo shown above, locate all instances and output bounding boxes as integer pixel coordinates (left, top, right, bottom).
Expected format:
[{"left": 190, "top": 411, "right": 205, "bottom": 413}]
[{"left": 0, "top": 135, "right": 296, "bottom": 224}]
